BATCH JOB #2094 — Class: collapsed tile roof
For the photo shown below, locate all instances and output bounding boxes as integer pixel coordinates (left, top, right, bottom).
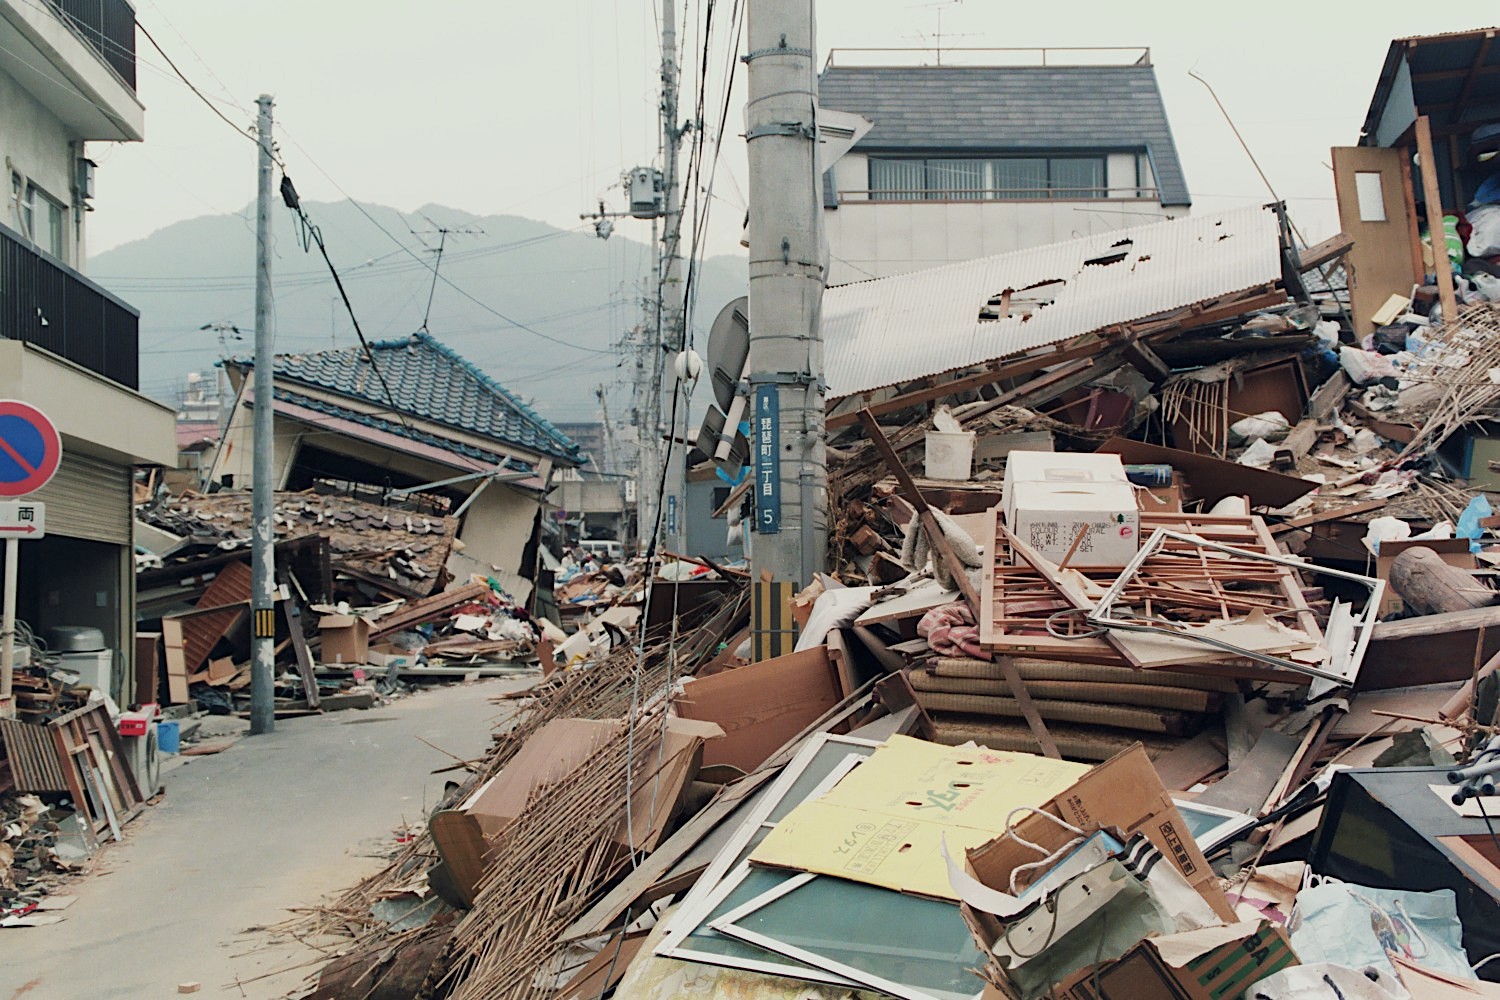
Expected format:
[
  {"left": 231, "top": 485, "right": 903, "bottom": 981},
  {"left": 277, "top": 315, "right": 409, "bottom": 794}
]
[
  {"left": 232, "top": 332, "right": 581, "bottom": 466},
  {"left": 819, "top": 62, "right": 1191, "bottom": 206}
]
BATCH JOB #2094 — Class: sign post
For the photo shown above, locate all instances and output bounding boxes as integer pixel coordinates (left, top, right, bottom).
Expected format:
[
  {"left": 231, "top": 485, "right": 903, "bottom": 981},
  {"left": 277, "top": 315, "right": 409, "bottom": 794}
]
[{"left": 0, "top": 400, "right": 62, "bottom": 719}]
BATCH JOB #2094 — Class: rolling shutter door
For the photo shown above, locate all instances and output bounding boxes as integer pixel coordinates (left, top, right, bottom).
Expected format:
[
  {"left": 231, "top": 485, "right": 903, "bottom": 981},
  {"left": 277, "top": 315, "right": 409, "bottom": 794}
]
[{"left": 30, "top": 451, "right": 131, "bottom": 544}]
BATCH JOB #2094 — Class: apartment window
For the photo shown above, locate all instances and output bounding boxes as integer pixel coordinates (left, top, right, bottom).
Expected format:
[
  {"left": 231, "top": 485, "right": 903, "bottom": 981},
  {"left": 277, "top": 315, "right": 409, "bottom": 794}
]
[
  {"left": 868, "top": 155, "right": 1108, "bottom": 201},
  {"left": 9, "top": 173, "right": 66, "bottom": 260}
]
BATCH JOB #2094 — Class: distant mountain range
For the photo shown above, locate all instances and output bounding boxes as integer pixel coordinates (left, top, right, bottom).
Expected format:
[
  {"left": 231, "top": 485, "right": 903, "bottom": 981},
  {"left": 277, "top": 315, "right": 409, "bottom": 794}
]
[{"left": 89, "top": 201, "right": 748, "bottom": 424}]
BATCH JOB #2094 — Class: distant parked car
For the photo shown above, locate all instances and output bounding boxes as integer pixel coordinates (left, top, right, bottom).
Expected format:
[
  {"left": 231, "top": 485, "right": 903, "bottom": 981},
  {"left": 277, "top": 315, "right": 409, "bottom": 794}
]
[{"left": 580, "top": 538, "right": 624, "bottom": 563}]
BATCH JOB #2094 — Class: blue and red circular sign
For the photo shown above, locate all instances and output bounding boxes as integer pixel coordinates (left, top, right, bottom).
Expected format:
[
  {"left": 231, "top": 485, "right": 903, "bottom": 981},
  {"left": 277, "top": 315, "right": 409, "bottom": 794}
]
[{"left": 0, "top": 400, "right": 61, "bottom": 498}]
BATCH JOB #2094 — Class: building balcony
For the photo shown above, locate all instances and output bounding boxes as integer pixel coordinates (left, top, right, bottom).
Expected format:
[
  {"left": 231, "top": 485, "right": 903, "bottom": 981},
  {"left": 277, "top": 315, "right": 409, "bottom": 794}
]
[
  {"left": 0, "top": 0, "right": 143, "bottom": 141},
  {"left": 0, "top": 221, "right": 140, "bottom": 388},
  {"left": 46, "top": 0, "right": 136, "bottom": 91}
]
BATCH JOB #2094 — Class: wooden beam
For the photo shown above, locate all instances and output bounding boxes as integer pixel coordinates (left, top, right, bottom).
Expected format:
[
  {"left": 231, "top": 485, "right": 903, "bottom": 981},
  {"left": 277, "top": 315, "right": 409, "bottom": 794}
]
[
  {"left": 1296, "top": 232, "right": 1354, "bottom": 271},
  {"left": 826, "top": 341, "right": 1099, "bottom": 430},
  {"left": 1414, "top": 115, "right": 1459, "bottom": 324},
  {"left": 857, "top": 409, "right": 1059, "bottom": 759}
]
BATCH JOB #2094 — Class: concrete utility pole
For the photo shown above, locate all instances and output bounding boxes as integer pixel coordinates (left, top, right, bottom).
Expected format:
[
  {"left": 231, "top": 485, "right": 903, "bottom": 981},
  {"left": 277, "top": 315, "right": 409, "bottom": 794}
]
[
  {"left": 745, "top": 1, "right": 828, "bottom": 596},
  {"left": 249, "top": 94, "right": 276, "bottom": 735},
  {"left": 658, "top": 0, "right": 689, "bottom": 554}
]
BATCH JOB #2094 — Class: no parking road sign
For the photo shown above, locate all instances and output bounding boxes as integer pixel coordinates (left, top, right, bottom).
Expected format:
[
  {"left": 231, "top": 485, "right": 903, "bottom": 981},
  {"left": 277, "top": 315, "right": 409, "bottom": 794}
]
[{"left": 0, "top": 400, "right": 61, "bottom": 498}]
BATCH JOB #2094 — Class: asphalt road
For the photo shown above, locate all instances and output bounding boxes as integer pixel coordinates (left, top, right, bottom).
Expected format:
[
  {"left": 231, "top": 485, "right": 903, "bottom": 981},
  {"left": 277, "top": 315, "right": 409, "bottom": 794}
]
[{"left": 1, "top": 677, "right": 532, "bottom": 1000}]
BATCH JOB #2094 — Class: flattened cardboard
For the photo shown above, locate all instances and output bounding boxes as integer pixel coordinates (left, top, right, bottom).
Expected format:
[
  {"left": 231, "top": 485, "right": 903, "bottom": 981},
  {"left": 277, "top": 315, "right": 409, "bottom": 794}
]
[
  {"left": 318, "top": 614, "right": 371, "bottom": 664},
  {"left": 430, "top": 716, "right": 721, "bottom": 907},
  {"left": 750, "top": 735, "right": 1089, "bottom": 900},
  {"left": 672, "top": 645, "right": 842, "bottom": 773},
  {"left": 966, "top": 744, "right": 1235, "bottom": 923}
]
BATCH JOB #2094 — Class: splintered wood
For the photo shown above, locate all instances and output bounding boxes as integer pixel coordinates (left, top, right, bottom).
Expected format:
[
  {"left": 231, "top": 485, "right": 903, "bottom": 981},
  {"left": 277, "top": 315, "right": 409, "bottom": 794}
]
[
  {"left": 293, "top": 590, "right": 750, "bottom": 989},
  {"left": 979, "top": 511, "right": 1324, "bottom": 679}
]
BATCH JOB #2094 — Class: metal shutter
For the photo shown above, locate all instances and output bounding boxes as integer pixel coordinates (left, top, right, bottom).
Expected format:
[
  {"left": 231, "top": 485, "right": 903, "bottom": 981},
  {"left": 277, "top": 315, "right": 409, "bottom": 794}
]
[{"left": 30, "top": 451, "right": 131, "bottom": 544}]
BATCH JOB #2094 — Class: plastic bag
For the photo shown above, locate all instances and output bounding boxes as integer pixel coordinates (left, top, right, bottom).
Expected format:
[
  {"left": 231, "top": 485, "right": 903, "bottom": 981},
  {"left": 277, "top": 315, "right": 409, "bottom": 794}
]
[
  {"left": 1341, "top": 347, "right": 1398, "bottom": 386},
  {"left": 1231, "top": 411, "right": 1291, "bottom": 444},
  {"left": 1244, "top": 962, "right": 1410, "bottom": 1000},
  {"left": 1457, "top": 494, "right": 1494, "bottom": 554},
  {"left": 1467, "top": 204, "right": 1500, "bottom": 257},
  {"left": 1238, "top": 438, "right": 1277, "bottom": 469},
  {"left": 1287, "top": 876, "right": 1476, "bottom": 982}
]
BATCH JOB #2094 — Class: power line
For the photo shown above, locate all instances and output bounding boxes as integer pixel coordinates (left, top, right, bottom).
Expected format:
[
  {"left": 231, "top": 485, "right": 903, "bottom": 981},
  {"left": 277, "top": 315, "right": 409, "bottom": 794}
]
[
  {"left": 136, "top": 18, "right": 279, "bottom": 164},
  {"left": 278, "top": 174, "right": 410, "bottom": 431}
]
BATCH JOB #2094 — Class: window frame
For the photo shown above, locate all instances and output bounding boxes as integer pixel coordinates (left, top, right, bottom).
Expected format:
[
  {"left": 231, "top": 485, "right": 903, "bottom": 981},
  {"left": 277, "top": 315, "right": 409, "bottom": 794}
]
[{"left": 866, "top": 152, "right": 1116, "bottom": 202}]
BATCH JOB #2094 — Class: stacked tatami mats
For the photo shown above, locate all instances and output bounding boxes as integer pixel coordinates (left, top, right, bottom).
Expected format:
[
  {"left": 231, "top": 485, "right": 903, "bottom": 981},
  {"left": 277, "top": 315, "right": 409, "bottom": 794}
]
[{"left": 913, "top": 656, "right": 1233, "bottom": 755}]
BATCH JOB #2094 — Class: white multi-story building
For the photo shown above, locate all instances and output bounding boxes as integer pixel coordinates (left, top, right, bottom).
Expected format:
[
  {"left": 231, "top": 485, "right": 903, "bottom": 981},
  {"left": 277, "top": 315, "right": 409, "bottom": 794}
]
[
  {"left": 0, "top": 0, "right": 173, "bottom": 710},
  {"left": 819, "top": 48, "right": 1193, "bottom": 284}
]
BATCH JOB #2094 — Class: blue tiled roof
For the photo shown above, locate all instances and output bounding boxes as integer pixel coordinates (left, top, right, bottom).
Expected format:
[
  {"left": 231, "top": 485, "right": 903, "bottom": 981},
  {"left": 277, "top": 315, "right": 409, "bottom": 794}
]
[
  {"left": 236, "top": 332, "right": 580, "bottom": 465},
  {"left": 819, "top": 64, "right": 1191, "bottom": 206},
  {"left": 274, "top": 388, "right": 534, "bottom": 472}
]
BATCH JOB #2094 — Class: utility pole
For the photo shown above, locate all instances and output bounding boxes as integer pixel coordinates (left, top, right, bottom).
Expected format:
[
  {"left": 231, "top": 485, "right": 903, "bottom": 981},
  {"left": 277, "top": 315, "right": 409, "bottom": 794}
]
[
  {"left": 745, "top": 0, "right": 827, "bottom": 632},
  {"left": 658, "top": 0, "right": 688, "bottom": 556},
  {"left": 249, "top": 94, "right": 276, "bottom": 735}
]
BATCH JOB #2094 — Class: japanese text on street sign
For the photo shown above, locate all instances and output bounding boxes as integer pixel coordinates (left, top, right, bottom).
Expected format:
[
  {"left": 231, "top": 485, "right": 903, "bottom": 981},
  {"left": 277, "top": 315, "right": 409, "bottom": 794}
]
[
  {"left": 666, "top": 495, "right": 677, "bottom": 536},
  {"left": 0, "top": 400, "right": 62, "bottom": 498},
  {"left": 754, "top": 385, "right": 780, "bottom": 534},
  {"left": 0, "top": 501, "right": 44, "bottom": 540}
]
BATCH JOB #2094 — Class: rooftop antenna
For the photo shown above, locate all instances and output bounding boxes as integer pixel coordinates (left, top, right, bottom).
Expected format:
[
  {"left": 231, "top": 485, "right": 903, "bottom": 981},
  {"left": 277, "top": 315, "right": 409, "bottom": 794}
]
[
  {"left": 904, "top": 0, "right": 970, "bottom": 65},
  {"left": 408, "top": 216, "right": 483, "bottom": 334}
]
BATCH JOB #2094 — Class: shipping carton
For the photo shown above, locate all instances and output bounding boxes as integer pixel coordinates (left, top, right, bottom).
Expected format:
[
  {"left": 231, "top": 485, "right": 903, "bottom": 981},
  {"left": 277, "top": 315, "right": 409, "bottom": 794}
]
[
  {"left": 1002, "top": 452, "right": 1139, "bottom": 567},
  {"left": 965, "top": 745, "right": 1235, "bottom": 937},
  {"left": 1007, "top": 481, "right": 1140, "bottom": 568},
  {"left": 318, "top": 614, "right": 371, "bottom": 664}
]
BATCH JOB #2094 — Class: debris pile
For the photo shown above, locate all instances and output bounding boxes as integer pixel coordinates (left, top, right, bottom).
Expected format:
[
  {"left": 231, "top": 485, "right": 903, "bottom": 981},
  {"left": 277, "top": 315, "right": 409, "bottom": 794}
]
[{"left": 285, "top": 201, "right": 1500, "bottom": 998}]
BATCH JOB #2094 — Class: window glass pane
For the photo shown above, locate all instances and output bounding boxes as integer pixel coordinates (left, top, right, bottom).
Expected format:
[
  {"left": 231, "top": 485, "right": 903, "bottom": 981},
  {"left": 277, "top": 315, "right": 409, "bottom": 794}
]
[
  {"left": 45, "top": 199, "right": 64, "bottom": 259},
  {"left": 1051, "top": 158, "right": 1105, "bottom": 198},
  {"left": 925, "top": 158, "right": 985, "bottom": 201},
  {"left": 1355, "top": 172, "right": 1387, "bottom": 222},
  {"left": 723, "top": 875, "right": 985, "bottom": 1000},
  {"left": 989, "top": 158, "right": 1047, "bottom": 199},
  {"left": 868, "top": 159, "right": 926, "bottom": 201}
]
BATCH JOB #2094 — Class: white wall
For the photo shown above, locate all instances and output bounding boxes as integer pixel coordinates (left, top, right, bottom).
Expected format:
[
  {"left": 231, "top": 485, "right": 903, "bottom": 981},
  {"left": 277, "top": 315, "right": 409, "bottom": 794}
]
[
  {"left": 447, "top": 482, "right": 539, "bottom": 600},
  {"left": 0, "top": 65, "right": 80, "bottom": 266},
  {"left": 824, "top": 151, "right": 1184, "bottom": 285}
]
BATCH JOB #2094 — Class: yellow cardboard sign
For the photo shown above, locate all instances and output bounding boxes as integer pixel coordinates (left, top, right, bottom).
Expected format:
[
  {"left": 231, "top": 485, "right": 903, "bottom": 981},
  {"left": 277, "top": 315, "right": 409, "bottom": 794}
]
[{"left": 749, "top": 735, "right": 1090, "bottom": 900}]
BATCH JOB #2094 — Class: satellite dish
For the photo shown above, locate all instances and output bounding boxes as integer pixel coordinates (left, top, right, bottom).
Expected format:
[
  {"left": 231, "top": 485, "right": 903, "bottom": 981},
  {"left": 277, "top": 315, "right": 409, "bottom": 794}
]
[
  {"left": 697, "top": 403, "right": 749, "bottom": 475},
  {"left": 706, "top": 296, "right": 749, "bottom": 413}
]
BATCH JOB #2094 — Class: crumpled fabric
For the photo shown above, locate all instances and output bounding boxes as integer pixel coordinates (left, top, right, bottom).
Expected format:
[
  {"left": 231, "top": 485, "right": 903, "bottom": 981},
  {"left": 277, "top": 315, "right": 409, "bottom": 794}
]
[
  {"left": 900, "top": 509, "right": 984, "bottom": 593},
  {"left": 918, "top": 601, "right": 990, "bottom": 660}
]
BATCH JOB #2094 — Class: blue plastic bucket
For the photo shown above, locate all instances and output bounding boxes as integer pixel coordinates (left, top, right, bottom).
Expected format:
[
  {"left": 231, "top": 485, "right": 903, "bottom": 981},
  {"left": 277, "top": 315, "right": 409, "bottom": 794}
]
[{"left": 157, "top": 720, "right": 179, "bottom": 754}]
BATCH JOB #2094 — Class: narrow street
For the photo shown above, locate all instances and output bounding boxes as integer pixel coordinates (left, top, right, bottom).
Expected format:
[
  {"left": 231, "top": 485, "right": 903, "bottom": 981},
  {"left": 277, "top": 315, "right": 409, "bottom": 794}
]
[{"left": 0, "top": 680, "right": 530, "bottom": 1000}]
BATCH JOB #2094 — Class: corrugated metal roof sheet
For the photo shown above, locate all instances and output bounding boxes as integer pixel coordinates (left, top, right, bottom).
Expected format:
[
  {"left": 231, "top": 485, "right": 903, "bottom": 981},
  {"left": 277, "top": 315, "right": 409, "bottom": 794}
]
[{"left": 821, "top": 204, "right": 1283, "bottom": 399}]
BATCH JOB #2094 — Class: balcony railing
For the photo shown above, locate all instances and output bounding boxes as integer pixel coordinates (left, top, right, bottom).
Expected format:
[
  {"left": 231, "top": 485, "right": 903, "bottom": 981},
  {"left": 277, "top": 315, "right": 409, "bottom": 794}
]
[
  {"left": 0, "top": 222, "right": 140, "bottom": 388},
  {"left": 46, "top": 0, "right": 137, "bottom": 92}
]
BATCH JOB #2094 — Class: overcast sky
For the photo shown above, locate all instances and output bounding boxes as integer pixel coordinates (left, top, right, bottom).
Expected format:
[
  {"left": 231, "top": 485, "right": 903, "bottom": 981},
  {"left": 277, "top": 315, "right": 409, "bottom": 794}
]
[{"left": 88, "top": 3, "right": 1490, "bottom": 305}]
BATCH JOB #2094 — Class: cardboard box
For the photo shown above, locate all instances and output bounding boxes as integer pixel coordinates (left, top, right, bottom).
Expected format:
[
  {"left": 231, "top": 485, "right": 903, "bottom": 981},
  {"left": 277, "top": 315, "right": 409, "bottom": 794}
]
[
  {"left": 1375, "top": 538, "right": 1475, "bottom": 617},
  {"left": 965, "top": 745, "right": 1236, "bottom": 934},
  {"left": 1003, "top": 451, "right": 1129, "bottom": 510},
  {"left": 1050, "top": 920, "right": 1298, "bottom": 1000},
  {"left": 429, "top": 716, "right": 721, "bottom": 907},
  {"left": 1003, "top": 452, "right": 1138, "bottom": 568},
  {"left": 1008, "top": 481, "right": 1140, "bottom": 568},
  {"left": 672, "top": 645, "right": 843, "bottom": 773},
  {"left": 318, "top": 614, "right": 371, "bottom": 664}
]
